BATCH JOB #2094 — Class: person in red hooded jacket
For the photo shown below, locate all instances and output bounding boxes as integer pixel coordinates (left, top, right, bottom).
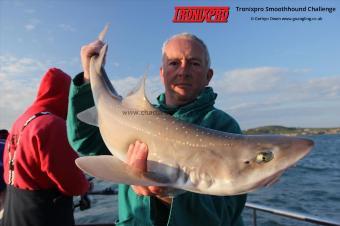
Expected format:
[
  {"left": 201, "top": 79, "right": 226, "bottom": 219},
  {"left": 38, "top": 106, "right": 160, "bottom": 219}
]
[{"left": 2, "top": 68, "right": 90, "bottom": 226}]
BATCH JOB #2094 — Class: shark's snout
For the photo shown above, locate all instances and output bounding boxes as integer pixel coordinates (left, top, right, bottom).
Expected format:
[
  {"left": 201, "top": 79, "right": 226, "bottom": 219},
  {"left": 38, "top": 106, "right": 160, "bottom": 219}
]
[{"left": 294, "top": 137, "right": 314, "bottom": 157}]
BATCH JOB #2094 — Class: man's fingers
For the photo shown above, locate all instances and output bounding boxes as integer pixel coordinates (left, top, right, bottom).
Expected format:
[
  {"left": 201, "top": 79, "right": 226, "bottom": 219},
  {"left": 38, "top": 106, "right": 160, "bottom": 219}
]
[
  {"left": 131, "top": 185, "right": 150, "bottom": 196},
  {"left": 80, "top": 40, "right": 106, "bottom": 82},
  {"left": 82, "top": 40, "right": 105, "bottom": 58},
  {"left": 148, "top": 186, "right": 164, "bottom": 195},
  {"left": 131, "top": 185, "right": 166, "bottom": 197},
  {"left": 90, "top": 40, "right": 105, "bottom": 53},
  {"left": 127, "top": 140, "right": 158, "bottom": 197},
  {"left": 127, "top": 140, "right": 148, "bottom": 171},
  {"left": 126, "top": 143, "right": 135, "bottom": 164}
]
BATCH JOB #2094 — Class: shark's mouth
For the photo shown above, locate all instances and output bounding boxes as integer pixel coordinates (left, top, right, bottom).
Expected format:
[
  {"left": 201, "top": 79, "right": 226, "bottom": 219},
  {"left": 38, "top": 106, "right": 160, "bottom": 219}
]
[{"left": 257, "top": 169, "right": 286, "bottom": 188}]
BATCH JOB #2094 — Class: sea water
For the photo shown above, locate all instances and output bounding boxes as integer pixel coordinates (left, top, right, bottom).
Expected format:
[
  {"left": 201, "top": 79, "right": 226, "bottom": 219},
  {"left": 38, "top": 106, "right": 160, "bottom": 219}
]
[{"left": 75, "top": 134, "right": 340, "bottom": 225}]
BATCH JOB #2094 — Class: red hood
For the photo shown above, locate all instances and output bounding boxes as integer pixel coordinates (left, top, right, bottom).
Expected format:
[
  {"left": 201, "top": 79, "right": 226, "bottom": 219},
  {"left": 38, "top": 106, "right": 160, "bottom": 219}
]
[{"left": 30, "top": 68, "right": 71, "bottom": 119}]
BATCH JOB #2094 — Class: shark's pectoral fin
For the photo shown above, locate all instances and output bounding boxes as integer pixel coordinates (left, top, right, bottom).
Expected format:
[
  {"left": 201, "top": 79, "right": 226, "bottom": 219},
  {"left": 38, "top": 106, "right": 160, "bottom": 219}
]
[
  {"left": 75, "top": 155, "right": 168, "bottom": 187},
  {"left": 77, "top": 107, "right": 98, "bottom": 127}
]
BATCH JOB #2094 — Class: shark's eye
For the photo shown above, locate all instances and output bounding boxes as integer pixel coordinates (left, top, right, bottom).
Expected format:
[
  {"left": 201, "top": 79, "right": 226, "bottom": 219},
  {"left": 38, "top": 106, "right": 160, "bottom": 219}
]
[{"left": 256, "top": 151, "right": 274, "bottom": 163}]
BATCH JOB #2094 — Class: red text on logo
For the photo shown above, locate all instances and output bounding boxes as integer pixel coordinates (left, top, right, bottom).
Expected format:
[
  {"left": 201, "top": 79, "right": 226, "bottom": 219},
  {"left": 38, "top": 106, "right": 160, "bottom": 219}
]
[{"left": 173, "top": 6, "right": 230, "bottom": 23}]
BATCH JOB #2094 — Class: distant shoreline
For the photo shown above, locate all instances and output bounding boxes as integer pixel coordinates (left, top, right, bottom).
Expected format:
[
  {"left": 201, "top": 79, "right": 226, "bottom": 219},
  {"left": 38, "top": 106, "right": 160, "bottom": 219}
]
[{"left": 243, "top": 125, "right": 340, "bottom": 136}]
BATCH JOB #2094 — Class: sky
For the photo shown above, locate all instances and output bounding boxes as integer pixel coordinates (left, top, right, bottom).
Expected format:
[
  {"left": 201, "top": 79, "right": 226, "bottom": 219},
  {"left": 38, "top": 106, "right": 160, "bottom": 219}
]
[{"left": 0, "top": 0, "right": 339, "bottom": 130}]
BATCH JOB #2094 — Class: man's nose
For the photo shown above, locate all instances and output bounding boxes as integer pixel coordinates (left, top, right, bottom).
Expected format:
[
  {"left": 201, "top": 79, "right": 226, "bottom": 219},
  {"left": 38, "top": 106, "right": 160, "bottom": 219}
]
[{"left": 177, "top": 60, "right": 190, "bottom": 77}]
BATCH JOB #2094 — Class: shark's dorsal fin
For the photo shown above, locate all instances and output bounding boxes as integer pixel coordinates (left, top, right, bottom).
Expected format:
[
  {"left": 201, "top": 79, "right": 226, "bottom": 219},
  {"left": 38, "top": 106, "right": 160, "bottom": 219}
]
[
  {"left": 122, "top": 75, "right": 155, "bottom": 110},
  {"left": 77, "top": 106, "right": 98, "bottom": 127}
]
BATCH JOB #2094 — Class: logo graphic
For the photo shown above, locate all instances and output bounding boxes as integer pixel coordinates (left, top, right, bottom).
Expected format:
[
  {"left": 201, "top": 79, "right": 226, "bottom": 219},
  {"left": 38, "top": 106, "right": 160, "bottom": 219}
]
[{"left": 173, "top": 6, "right": 230, "bottom": 23}]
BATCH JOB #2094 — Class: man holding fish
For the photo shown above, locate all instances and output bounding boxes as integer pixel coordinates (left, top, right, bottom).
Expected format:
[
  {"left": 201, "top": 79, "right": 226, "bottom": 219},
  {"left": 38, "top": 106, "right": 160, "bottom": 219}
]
[
  {"left": 67, "top": 31, "right": 247, "bottom": 225},
  {"left": 67, "top": 24, "right": 313, "bottom": 225}
]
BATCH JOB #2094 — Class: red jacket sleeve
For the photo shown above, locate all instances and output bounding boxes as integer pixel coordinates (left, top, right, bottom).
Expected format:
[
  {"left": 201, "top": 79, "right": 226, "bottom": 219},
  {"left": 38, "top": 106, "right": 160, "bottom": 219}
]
[{"left": 37, "top": 116, "right": 90, "bottom": 196}]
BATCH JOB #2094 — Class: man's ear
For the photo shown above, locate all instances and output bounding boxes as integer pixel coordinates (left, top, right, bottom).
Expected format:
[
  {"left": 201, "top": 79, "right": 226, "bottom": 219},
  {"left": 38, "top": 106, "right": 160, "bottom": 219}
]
[
  {"left": 206, "top": 69, "right": 214, "bottom": 85},
  {"left": 160, "top": 67, "right": 165, "bottom": 85}
]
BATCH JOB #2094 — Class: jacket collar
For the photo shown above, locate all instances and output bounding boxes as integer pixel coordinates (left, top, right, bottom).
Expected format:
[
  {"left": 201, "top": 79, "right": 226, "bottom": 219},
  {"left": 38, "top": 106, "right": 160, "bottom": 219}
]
[{"left": 156, "top": 87, "right": 217, "bottom": 122}]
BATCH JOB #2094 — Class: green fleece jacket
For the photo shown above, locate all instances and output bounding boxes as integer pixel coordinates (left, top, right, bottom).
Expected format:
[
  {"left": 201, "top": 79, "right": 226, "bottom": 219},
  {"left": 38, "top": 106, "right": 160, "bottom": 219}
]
[{"left": 67, "top": 73, "right": 247, "bottom": 226}]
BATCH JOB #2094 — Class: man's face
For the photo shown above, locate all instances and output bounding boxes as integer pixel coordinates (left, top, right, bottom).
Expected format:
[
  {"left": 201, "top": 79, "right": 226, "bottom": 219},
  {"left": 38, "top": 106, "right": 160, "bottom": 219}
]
[{"left": 160, "top": 37, "right": 213, "bottom": 106}]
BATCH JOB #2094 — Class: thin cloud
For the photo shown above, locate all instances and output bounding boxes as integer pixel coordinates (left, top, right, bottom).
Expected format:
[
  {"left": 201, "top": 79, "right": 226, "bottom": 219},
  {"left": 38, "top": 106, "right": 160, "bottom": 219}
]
[
  {"left": 24, "top": 9, "right": 36, "bottom": 14},
  {"left": 0, "top": 55, "right": 46, "bottom": 75},
  {"left": 24, "top": 18, "right": 41, "bottom": 31},
  {"left": 211, "top": 66, "right": 340, "bottom": 128},
  {"left": 212, "top": 67, "right": 286, "bottom": 94},
  {"left": 58, "top": 23, "right": 76, "bottom": 32},
  {"left": 53, "top": 57, "right": 80, "bottom": 69},
  {"left": 25, "top": 24, "right": 35, "bottom": 31},
  {"left": 0, "top": 55, "right": 48, "bottom": 129},
  {"left": 266, "top": 75, "right": 340, "bottom": 105},
  {"left": 306, "top": 76, "right": 340, "bottom": 98}
]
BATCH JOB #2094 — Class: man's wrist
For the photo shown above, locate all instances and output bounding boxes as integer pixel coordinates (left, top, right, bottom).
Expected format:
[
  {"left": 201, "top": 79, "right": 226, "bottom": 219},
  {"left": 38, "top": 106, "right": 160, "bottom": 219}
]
[
  {"left": 74, "top": 72, "right": 89, "bottom": 86},
  {"left": 83, "top": 72, "right": 90, "bottom": 84}
]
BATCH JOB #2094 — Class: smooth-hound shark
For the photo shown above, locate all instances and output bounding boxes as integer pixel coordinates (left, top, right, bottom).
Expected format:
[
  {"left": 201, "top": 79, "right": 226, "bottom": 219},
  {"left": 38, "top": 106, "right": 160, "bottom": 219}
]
[{"left": 75, "top": 25, "right": 313, "bottom": 196}]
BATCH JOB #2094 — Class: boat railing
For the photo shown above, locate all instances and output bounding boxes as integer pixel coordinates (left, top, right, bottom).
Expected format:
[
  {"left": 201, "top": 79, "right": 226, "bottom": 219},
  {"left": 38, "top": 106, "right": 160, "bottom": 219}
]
[
  {"left": 246, "top": 202, "right": 340, "bottom": 226},
  {"left": 75, "top": 190, "right": 340, "bottom": 226}
]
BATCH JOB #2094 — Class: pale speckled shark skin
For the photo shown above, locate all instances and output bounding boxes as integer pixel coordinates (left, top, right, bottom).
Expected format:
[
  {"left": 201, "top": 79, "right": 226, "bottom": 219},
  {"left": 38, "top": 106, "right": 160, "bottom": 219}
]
[{"left": 75, "top": 25, "right": 314, "bottom": 196}]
